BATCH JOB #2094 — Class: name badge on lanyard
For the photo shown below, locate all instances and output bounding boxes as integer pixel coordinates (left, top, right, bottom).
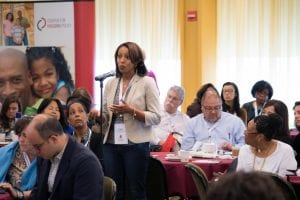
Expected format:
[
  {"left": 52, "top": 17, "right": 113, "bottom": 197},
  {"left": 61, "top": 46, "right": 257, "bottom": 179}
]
[
  {"left": 113, "top": 77, "right": 134, "bottom": 145},
  {"left": 114, "top": 122, "right": 128, "bottom": 144}
]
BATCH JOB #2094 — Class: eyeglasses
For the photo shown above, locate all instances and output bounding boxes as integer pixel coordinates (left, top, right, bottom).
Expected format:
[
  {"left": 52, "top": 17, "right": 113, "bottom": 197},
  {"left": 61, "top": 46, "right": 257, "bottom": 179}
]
[
  {"left": 244, "top": 130, "right": 259, "bottom": 135},
  {"left": 223, "top": 89, "right": 235, "bottom": 94},
  {"left": 202, "top": 105, "right": 222, "bottom": 112},
  {"left": 256, "top": 91, "right": 269, "bottom": 97},
  {"left": 32, "top": 141, "right": 46, "bottom": 151}
]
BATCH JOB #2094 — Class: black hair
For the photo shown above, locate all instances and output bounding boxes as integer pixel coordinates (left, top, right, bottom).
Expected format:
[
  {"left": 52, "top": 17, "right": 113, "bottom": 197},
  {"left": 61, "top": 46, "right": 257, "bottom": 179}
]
[
  {"left": 6, "top": 12, "right": 14, "bottom": 22},
  {"left": 114, "top": 42, "right": 148, "bottom": 77},
  {"left": 254, "top": 113, "right": 283, "bottom": 141},
  {"left": 26, "top": 46, "right": 74, "bottom": 95},
  {"left": 196, "top": 83, "right": 218, "bottom": 103},
  {"left": 37, "top": 97, "right": 68, "bottom": 129},
  {"left": 14, "top": 116, "right": 33, "bottom": 136},
  {"left": 293, "top": 101, "right": 300, "bottom": 109},
  {"left": 221, "top": 82, "right": 243, "bottom": 116},
  {"left": 0, "top": 95, "right": 22, "bottom": 130},
  {"left": 251, "top": 80, "right": 273, "bottom": 99},
  {"left": 206, "top": 171, "right": 284, "bottom": 200},
  {"left": 66, "top": 96, "right": 91, "bottom": 117},
  {"left": 263, "top": 100, "right": 289, "bottom": 138}
]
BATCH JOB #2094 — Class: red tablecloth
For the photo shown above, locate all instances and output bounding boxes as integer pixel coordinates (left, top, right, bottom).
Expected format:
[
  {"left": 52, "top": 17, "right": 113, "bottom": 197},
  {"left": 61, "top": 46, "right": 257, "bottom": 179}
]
[
  {"left": 0, "top": 192, "right": 10, "bottom": 200},
  {"left": 151, "top": 152, "right": 234, "bottom": 198},
  {"left": 288, "top": 176, "right": 300, "bottom": 184}
]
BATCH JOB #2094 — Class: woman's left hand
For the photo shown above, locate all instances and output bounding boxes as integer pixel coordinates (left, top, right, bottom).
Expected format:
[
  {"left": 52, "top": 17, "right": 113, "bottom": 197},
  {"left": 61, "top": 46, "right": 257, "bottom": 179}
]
[{"left": 110, "top": 100, "right": 131, "bottom": 114}]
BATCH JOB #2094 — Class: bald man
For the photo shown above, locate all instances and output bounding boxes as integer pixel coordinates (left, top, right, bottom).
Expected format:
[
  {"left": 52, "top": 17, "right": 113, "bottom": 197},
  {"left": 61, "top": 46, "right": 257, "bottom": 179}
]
[
  {"left": 181, "top": 91, "right": 245, "bottom": 151},
  {"left": 0, "top": 48, "right": 35, "bottom": 112},
  {"left": 26, "top": 114, "right": 103, "bottom": 200}
]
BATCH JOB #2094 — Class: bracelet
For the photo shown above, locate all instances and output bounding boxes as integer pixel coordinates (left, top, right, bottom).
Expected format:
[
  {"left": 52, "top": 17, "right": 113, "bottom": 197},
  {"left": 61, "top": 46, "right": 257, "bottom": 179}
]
[
  {"left": 133, "top": 107, "right": 137, "bottom": 120},
  {"left": 15, "top": 189, "right": 24, "bottom": 200},
  {"left": 20, "top": 191, "right": 24, "bottom": 200}
]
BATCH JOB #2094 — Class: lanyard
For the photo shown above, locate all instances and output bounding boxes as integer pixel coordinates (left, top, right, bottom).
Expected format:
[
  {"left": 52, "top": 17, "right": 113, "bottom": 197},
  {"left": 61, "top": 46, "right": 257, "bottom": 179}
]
[
  {"left": 204, "top": 119, "right": 219, "bottom": 143},
  {"left": 254, "top": 101, "right": 262, "bottom": 117},
  {"left": 118, "top": 77, "right": 134, "bottom": 102}
]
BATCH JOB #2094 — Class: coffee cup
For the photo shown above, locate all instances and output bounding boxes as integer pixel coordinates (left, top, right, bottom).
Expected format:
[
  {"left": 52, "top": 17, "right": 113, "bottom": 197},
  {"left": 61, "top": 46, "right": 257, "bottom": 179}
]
[
  {"left": 0, "top": 133, "right": 5, "bottom": 142},
  {"left": 232, "top": 146, "right": 240, "bottom": 157},
  {"left": 202, "top": 143, "right": 217, "bottom": 154},
  {"left": 178, "top": 150, "right": 190, "bottom": 162}
]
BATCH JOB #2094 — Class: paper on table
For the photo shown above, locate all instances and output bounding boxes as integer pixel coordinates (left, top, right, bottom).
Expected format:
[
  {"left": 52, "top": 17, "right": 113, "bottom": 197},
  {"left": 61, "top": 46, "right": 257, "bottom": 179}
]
[
  {"left": 192, "top": 159, "right": 220, "bottom": 164},
  {"left": 190, "top": 151, "right": 217, "bottom": 158},
  {"left": 165, "top": 155, "right": 181, "bottom": 162}
]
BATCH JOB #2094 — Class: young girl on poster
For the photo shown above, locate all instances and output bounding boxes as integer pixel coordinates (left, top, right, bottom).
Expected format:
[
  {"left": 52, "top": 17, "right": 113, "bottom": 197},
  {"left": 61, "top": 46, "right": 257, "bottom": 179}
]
[{"left": 26, "top": 47, "right": 74, "bottom": 104}]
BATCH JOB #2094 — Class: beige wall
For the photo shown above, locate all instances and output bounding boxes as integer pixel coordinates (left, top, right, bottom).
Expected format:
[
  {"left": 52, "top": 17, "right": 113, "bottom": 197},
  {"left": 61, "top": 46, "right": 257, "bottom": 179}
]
[{"left": 180, "top": 0, "right": 217, "bottom": 112}]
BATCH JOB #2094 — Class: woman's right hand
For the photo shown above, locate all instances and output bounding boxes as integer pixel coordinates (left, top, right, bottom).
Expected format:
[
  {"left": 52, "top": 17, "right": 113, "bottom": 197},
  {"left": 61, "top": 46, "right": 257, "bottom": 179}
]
[{"left": 0, "top": 182, "right": 17, "bottom": 198}]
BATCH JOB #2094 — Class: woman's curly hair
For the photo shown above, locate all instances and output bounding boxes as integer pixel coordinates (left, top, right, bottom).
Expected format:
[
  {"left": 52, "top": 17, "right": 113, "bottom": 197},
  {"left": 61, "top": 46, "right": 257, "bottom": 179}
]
[{"left": 254, "top": 113, "right": 283, "bottom": 141}]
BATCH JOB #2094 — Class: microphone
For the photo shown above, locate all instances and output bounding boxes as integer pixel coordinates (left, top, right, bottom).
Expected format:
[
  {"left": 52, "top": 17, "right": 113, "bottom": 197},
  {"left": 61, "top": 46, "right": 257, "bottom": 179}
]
[{"left": 95, "top": 70, "right": 116, "bottom": 81}]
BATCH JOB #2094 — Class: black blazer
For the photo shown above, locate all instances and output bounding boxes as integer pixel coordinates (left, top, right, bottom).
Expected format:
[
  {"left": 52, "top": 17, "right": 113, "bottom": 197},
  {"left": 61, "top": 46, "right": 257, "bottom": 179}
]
[{"left": 29, "top": 136, "right": 104, "bottom": 200}]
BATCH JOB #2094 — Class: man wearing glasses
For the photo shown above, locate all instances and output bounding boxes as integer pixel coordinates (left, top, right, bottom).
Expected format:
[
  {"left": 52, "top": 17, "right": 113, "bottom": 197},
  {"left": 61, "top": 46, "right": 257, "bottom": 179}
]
[
  {"left": 181, "top": 91, "right": 245, "bottom": 151},
  {"left": 25, "top": 114, "right": 103, "bottom": 200}
]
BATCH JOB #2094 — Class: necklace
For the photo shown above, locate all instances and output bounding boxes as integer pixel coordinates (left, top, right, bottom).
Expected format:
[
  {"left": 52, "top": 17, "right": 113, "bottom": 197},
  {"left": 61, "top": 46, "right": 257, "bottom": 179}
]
[
  {"left": 252, "top": 141, "right": 274, "bottom": 171},
  {"left": 253, "top": 155, "right": 267, "bottom": 171}
]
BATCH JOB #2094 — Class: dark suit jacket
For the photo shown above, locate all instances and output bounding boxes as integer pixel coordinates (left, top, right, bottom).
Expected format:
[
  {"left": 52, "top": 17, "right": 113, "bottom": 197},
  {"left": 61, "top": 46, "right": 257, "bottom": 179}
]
[{"left": 29, "top": 136, "right": 104, "bottom": 200}]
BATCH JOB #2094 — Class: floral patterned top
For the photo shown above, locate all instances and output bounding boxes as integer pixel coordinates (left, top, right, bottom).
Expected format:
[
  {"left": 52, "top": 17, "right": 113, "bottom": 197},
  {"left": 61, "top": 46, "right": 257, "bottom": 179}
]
[{"left": 6, "top": 147, "right": 30, "bottom": 189}]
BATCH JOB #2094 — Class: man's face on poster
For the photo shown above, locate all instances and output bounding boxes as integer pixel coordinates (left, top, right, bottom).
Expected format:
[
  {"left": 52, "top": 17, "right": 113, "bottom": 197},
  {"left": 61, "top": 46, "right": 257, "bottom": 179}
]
[{"left": 0, "top": 52, "right": 32, "bottom": 107}]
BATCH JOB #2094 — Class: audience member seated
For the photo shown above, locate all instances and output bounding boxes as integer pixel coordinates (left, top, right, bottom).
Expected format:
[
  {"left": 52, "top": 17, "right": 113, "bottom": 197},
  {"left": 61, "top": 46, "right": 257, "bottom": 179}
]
[
  {"left": 221, "top": 82, "right": 247, "bottom": 124},
  {"left": 151, "top": 85, "right": 189, "bottom": 152},
  {"left": 26, "top": 114, "right": 103, "bottom": 199},
  {"left": 242, "top": 80, "right": 273, "bottom": 122},
  {"left": 206, "top": 171, "right": 285, "bottom": 200},
  {"left": 0, "top": 95, "right": 22, "bottom": 139},
  {"left": 181, "top": 91, "right": 245, "bottom": 151},
  {"left": 66, "top": 95, "right": 103, "bottom": 164},
  {"left": 71, "top": 87, "right": 101, "bottom": 128},
  {"left": 237, "top": 113, "right": 297, "bottom": 177},
  {"left": 0, "top": 116, "right": 36, "bottom": 199},
  {"left": 261, "top": 99, "right": 292, "bottom": 145},
  {"left": 292, "top": 101, "right": 300, "bottom": 166},
  {"left": 186, "top": 83, "right": 219, "bottom": 118},
  {"left": 37, "top": 97, "right": 73, "bottom": 135}
]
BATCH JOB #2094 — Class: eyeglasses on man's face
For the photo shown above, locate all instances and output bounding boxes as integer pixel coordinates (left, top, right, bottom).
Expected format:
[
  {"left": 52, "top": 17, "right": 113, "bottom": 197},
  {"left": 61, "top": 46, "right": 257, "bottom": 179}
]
[
  {"left": 31, "top": 135, "right": 53, "bottom": 151},
  {"left": 202, "top": 105, "right": 222, "bottom": 112},
  {"left": 32, "top": 141, "right": 46, "bottom": 151}
]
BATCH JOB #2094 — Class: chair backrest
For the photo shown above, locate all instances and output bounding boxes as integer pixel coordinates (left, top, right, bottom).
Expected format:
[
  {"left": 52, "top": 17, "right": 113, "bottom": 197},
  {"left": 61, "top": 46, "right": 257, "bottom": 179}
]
[
  {"left": 259, "top": 171, "right": 297, "bottom": 200},
  {"left": 185, "top": 163, "right": 209, "bottom": 200},
  {"left": 103, "top": 176, "right": 117, "bottom": 200},
  {"left": 146, "top": 157, "right": 169, "bottom": 200},
  {"left": 226, "top": 157, "right": 238, "bottom": 173}
]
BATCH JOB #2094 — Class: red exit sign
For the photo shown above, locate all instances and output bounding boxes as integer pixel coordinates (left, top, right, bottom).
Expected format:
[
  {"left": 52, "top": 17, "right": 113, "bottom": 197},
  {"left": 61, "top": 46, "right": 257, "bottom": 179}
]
[{"left": 187, "top": 10, "right": 197, "bottom": 22}]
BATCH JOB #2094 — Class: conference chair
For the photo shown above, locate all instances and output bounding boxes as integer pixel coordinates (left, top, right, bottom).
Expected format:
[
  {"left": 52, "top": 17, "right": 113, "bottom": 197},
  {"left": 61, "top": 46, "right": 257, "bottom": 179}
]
[
  {"left": 146, "top": 157, "right": 169, "bottom": 200},
  {"left": 103, "top": 176, "right": 116, "bottom": 200},
  {"left": 185, "top": 163, "right": 209, "bottom": 200},
  {"left": 260, "top": 171, "right": 297, "bottom": 200}
]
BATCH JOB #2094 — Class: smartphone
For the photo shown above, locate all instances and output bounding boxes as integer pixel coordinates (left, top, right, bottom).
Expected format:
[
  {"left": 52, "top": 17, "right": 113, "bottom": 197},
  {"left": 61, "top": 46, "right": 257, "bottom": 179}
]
[
  {"left": 15, "top": 112, "right": 22, "bottom": 119},
  {"left": 0, "top": 188, "right": 6, "bottom": 194}
]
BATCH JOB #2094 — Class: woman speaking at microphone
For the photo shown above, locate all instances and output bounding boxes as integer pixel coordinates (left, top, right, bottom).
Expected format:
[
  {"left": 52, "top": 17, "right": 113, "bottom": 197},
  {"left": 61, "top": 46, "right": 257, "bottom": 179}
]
[{"left": 101, "top": 42, "right": 161, "bottom": 200}]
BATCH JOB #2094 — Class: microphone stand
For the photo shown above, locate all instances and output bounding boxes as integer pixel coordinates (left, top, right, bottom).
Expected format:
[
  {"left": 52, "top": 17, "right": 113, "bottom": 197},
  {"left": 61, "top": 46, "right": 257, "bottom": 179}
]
[
  {"left": 99, "top": 79, "right": 104, "bottom": 136},
  {"left": 95, "top": 78, "right": 105, "bottom": 168}
]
